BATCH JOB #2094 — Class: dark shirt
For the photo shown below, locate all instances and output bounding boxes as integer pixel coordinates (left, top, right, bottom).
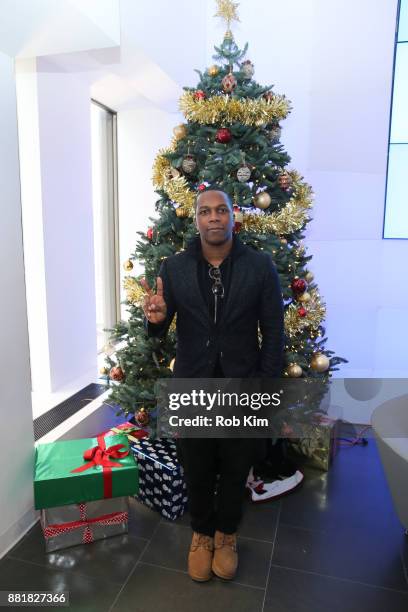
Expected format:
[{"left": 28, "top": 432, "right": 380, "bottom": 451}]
[{"left": 192, "top": 236, "right": 240, "bottom": 376}]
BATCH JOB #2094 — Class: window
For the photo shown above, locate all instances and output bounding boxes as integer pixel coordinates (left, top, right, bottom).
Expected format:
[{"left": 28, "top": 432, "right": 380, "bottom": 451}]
[
  {"left": 383, "top": 0, "right": 408, "bottom": 238},
  {"left": 90, "top": 100, "right": 120, "bottom": 352}
]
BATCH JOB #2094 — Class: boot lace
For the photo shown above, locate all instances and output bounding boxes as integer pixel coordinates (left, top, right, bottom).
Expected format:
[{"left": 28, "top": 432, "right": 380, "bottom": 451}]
[
  {"left": 192, "top": 533, "right": 214, "bottom": 551},
  {"left": 216, "top": 532, "right": 237, "bottom": 551}
]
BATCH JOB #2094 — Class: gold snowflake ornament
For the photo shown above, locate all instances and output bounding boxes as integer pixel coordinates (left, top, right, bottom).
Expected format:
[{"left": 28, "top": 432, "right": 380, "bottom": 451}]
[{"left": 214, "top": 0, "right": 240, "bottom": 31}]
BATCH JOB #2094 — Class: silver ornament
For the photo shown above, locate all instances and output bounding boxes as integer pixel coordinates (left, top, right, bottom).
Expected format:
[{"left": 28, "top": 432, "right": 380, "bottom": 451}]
[
  {"left": 269, "top": 125, "right": 281, "bottom": 143},
  {"left": 241, "top": 61, "right": 254, "bottom": 79},
  {"left": 237, "top": 165, "right": 251, "bottom": 182},
  {"left": 181, "top": 155, "right": 197, "bottom": 174}
]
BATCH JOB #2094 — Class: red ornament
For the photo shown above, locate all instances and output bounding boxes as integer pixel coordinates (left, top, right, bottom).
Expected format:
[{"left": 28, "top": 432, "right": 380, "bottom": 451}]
[
  {"left": 197, "top": 183, "right": 206, "bottom": 192},
  {"left": 297, "top": 307, "right": 307, "bottom": 318},
  {"left": 233, "top": 205, "right": 243, "bottom": 233},
  {"left": 109, "top": 366, "right": 125, "bottom": 382},
  {"left": 147, "top": 227, "right": 153, "bottom": 240},
  {"left": 263, "top": 92, "right": 274, "bottom": 102},
  {"left": 281, "top": 422, "right": 294, "bottom": 436},
  {"left": 216, "top": 128, "right": 232, "bottom": 143},
  {"left": 291, "top": 278, "right": 307, "bottom": 294},
  {"left": 194, "top": 90, "right": 206, "bottom": 100},
  {"left": 278, "top": 172, "right": 292, "bottom": 191},
  {"left": 135, "top": 408, "right": 149, "bottom": 426},
  {"left": 222, "top": 73, "right": 237, "bottom": 93}
]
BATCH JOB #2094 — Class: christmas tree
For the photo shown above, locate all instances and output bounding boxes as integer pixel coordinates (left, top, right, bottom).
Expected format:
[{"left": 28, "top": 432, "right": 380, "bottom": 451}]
[{"left": 101, "top": 0, "right": 347, "bottom": 431}]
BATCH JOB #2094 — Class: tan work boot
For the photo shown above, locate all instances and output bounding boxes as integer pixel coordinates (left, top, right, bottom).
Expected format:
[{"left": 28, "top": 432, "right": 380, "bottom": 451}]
[
  {"left": 212, "top": 530, "right": 238, "bottom": 580},
  {"left": 188, "top": 532, "right": 214, "bottom": 582}
]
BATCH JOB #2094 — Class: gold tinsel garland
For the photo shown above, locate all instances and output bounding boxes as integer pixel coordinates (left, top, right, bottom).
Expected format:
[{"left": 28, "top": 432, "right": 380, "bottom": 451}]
[
  {"left": 152, "top": 152, "right": 314, "bottom": 235},
  {"left": 152, "top": 149, "right": 196, "bottom": 210},
  {"left": 123, "top": 277, "right": 145, "bottom": 306},
  {"left": 241, "top": 172, "right": 313, "bottom": 234},
  {"left": 165, "top": 176, "right": 196, "bottom": 210},
  {"left": 179, "top": 92, "right": 292, "bottom": 127},
  {"left": 284, "top": 289, "right": 326, "bottom": 338}
]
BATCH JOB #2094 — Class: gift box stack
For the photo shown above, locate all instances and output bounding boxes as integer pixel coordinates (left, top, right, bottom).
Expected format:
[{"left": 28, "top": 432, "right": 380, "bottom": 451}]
[
  {"left": 34, "top": 432, "right": 139, "bottom": 552},
  {"left": 130, "top": 437, "right": 188, "bottom": 521},
  {"left": 286, "top": 416, "right": 340, "bottom": 472}
]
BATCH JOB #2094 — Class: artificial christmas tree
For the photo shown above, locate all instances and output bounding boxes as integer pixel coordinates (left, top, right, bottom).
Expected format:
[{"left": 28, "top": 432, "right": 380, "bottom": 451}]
[{"left": 102, "top": 0, "right": 347, "bottom": 435}]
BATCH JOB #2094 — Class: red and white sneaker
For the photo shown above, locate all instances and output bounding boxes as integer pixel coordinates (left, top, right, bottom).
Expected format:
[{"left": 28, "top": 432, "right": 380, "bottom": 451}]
[{"left": 246, "top": 469, "right": 304, "bottom": 503}]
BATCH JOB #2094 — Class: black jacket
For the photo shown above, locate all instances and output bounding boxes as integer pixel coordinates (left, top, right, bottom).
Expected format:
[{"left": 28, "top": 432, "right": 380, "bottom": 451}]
[{"left": 146, "top": 235, "right": 284, "bottom": 378}]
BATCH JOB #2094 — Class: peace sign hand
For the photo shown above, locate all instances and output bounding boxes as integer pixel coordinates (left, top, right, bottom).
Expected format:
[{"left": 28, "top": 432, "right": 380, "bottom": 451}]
[{"left": 141, "top": 277, "right": 167, "bottom": 324}]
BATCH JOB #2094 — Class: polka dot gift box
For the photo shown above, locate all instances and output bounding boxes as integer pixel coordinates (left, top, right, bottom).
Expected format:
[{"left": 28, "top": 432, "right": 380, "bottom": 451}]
[{"left": 130, "top": 438, "right": 188, "bottom": 521}]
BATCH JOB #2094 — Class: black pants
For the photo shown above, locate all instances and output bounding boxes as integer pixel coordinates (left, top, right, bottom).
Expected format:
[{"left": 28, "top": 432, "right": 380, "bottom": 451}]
[{"left": 176, "top": 437, "right": 257, "bottom": 536}]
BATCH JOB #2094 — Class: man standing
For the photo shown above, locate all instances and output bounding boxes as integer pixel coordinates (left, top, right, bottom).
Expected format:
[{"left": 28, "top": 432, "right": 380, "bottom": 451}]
[{"left": 142, "top": 188, "right": 284, "bottom": 582}]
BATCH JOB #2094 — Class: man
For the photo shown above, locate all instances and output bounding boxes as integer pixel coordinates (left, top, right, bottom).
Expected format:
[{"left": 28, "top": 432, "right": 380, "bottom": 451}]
[{"left": 142, "top": 188, "right": 284, "bottom": 582}]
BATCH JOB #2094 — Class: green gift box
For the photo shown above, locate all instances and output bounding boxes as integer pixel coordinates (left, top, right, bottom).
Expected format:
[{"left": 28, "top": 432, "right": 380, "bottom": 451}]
[{"left": 34, "top": 434, "right": 139, "bottom": 510}]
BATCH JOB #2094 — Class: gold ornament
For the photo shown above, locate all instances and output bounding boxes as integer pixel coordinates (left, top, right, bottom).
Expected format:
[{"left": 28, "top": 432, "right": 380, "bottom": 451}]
[
  {"left": 208, "top": 65, "right": 220, "bottom": 76},
  {"left": 173, "top": 124, "right": 187, "bottom": 139},
  {"left": 99, "top": 367, "right": 109, "bottom": 375},
  {"left": 280, "top": 237, "right": 288, "bottom": 245},
  {"left": 286, "top": 364, "right": 303, "bottom": 378},
  {"left": 169, "top": 357, "right": 175, "bottom": 371},
  {"left": 298, "top": 291, "right": 311, "bottom": 303},
  {"left": 102, "top": 343, "right": 115, "bottom": 355},
  {"left": 305, "top": 271, "right": 314, "bottom": 283},
  {"left": 254, "top": 191, "right": 272, "bottom": 209},
  {"left": 310, "top": 353, "right": 330, "bottom": 372},
  {"left": 123, "top": 259, "right": 134, "bottom": 272},
  {"left": 175, "top": 206, "right": 189, "bottom": 218},
  {"left": 179, "top": 91, "right": 292, "bottom": 127}
]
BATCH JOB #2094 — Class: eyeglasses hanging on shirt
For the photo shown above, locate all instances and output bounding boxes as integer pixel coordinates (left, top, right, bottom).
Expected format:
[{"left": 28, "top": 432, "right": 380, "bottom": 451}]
[{"left": 208, "top": 264, "right": 225, "bottom": 324}]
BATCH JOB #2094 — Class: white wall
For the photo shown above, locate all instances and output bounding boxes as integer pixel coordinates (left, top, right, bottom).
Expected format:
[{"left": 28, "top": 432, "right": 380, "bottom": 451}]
[
  {"left": 37, "top": 59, "right": 98, "bottom": 390},
  {"left": 306, "top": 0, "right": 402, "bottom": 378},
  {"left": 16, "top": 57, "right": 98, "bottom": 417},
  {"left": 0, "top": 51, "right": 37, "bottom": 558},
  {"left": 205, "top": 0, "right": 403, "bottom": 378}
]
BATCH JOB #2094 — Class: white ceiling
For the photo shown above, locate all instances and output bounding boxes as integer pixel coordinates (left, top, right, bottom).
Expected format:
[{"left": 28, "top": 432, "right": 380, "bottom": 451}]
[{"left": 3, "top": 0, "right": 211, "bottom": 112}]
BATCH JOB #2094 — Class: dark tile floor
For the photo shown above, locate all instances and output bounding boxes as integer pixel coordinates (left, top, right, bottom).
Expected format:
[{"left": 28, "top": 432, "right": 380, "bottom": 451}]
[{"left": 3, "top": 430, "right": 408, "bottom": 611}]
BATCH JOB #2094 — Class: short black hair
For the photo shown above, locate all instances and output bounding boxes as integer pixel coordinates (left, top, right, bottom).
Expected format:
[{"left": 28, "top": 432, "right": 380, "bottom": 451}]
[{"left": 195, "top": 188, "right": 233, "bottom": 211}]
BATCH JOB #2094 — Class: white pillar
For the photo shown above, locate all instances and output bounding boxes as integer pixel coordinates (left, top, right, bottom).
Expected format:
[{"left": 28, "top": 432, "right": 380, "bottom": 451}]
[
  {"left": 15, "top": 58, "right": 98, "bottom": 414},
  {"left": 0, "top": 51, "right": 37, "bottom": 558}
]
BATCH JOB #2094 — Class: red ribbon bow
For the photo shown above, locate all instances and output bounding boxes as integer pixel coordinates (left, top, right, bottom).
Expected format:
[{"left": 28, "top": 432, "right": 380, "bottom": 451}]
[
  {"left": 43, "top": 502, "right": 128, "bottom": 543},
  {"left": 70, "top": 434, "right": 129, "bottom": 498}
]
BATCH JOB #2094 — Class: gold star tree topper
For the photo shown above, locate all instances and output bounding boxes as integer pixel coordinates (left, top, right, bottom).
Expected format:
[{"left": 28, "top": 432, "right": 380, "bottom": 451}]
[{"left": 214, "top": 0, "right": 240, "bottom": 36}]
